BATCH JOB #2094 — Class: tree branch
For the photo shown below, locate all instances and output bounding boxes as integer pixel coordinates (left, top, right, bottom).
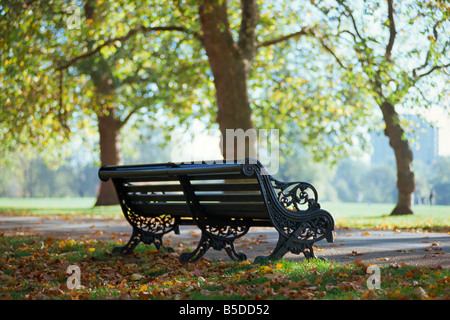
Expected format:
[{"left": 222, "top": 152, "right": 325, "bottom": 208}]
[
  {"left": 315, "top": 35, "right": 347, "bottom": 69},
  {"left": 258, "top": 27, "right": 312, "bottom": 47},
  {"left": 339, "top": 29, "right": 358, "bottom": 43},
  {"left": 238, "top": 0, "right": 259, "bottom": 61},
  {"left": 57, "top": 70, "right": 71, "bottom": 133},
  {"left": 385, "top": 0, "right": 396, "bottom": 61},
  {"left": 337, "top": 0, "right": 363, "bottom": 42},
  {"left": 412, "top": 18, "right": 448, "bottom": 78},
  {"left": 55, "top": 25, "right": 197, "bottom": 71},
  {"left": 120, "top": 106, "right": 142, "bottom": 128},
  {"left": 412, "top": 51, "right": 432, "bottom": 78},
  {"left": 414, "top": 62, "right": 450, "bottom": 79}
]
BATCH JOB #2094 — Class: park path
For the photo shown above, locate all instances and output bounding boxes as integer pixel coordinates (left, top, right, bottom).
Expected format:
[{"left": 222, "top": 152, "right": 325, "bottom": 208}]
[{"left": 0, "top": 214, "right": 449, "bottom": 269}]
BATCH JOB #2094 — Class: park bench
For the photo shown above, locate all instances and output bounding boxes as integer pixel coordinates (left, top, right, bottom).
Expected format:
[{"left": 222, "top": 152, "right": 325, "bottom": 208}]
[{"left": 98, "top": 158, "right": 335, "bottom": 263}]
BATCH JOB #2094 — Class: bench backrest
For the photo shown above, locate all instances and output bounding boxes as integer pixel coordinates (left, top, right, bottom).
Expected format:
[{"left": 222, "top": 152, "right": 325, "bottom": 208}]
[{"left": 98, "top": 160, "right": 270, "bottom": 220}]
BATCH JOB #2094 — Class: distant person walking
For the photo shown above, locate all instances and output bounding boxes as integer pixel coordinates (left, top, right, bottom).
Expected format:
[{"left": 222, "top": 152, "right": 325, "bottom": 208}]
[{"left": 429, "top": 189, "right": 435, "bottom": 206}]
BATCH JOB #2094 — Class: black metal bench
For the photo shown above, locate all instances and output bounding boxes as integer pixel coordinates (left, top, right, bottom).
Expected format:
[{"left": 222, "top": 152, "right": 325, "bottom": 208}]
[{"left": 98, "top": 158, "right": 334, "bottom": 263}]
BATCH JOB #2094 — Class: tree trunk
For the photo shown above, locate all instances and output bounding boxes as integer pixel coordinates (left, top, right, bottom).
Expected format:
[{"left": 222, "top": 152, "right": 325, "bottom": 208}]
[
  {"left": 198, "top": 0, "right": 256, "bottom": 160},
  {"left": 379, "top": 101, "right": 415, "bottom": 215},
  {"left": 94, "top": 113, "right": 123, "bottom": 206}
]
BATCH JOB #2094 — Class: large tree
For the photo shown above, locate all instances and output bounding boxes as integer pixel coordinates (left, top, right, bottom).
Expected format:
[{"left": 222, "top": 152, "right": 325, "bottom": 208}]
[
  {"left": 312, "top": 0, "right": 449, "bottom": 215},
  {"left": 196, "top": 0, "right": 323, "bottom": 159},
  {"left": 1, "top": 0, "right": 210, "bottom": 205},
  {"left": 146, "top": 0, "right": 371, "bottom": 163},
  {"left": 56, "top": 0, "right": 209, "bottom": 205}
]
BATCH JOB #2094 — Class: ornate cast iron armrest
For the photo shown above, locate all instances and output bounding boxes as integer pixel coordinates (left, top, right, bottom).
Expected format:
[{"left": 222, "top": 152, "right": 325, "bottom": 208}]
[{"left": 270, "top": 177, "right": 320, "bottom": 212}]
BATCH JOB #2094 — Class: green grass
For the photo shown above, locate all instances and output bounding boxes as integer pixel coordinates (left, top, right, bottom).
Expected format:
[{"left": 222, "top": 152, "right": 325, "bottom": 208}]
[
  {"left": 0, "top": 197, "right": 448, "bottom": 232},
  {"left": 0, "top": 197, "right": 122, "bottom": 217},
  {"left": 322, "top": 201, "right": 450, "bottom": 232}
]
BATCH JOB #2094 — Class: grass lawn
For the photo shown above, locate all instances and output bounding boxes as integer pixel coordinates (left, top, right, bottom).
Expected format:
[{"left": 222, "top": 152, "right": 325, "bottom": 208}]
[
  {"left": 0, "top": 197, "right": 122, "bottom": 217},
  {"left": 322, "top": 201, "right": 449, "bottom": 232}
]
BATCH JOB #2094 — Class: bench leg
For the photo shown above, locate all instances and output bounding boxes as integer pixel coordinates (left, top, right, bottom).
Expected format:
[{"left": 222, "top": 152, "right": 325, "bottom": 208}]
[
  {"left": 179, "top": 233, "right": 210, "bottom": 263},
  {"left": 255, "top": 230, "right": 317, "bottom": 263},
  {"left": 112, "top": 227, "right": 174, "bottom": 255},
  {"left": 256, "top": 208, "right": 334, "bottom": 263},
  {"left": 224, "top": 241, "right": 247, "bottom": 262},
  {"left": 179, "top": 232, "right": 247, "bottom": 263},
  {"left": 112, "top": 227, "right": 141, "bottom": 255}
]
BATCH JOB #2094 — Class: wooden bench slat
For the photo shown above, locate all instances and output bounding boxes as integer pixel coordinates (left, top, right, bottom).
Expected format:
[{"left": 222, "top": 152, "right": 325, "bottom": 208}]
[
  {"left": 173, "top": 217, "right": 273, "bottom": 227},
  {"left": 133, "top": 203, "right": 190, "bottom": 213},
  {"left": 100, "top": 163, "right": 243, "bottom": 179},
  {"left": 128, "top": 194, "right": 186, "bottom": 202},
  {"left": 193, "top": 182, "right": 260, "bottom": 192},
  {"left": 133, "top": 202, "right": 267, "bottom": 211},
  {"left": 122, "top": 172, "right": 253, "bottom": 182},
  {"left": 133, "top": 202, "right": 268, "bottom": 219},
  {"left": 127, "top": 193, "right": 264, "bottom": 202},
  {"left": 124, "top": 182, "right": 261, "bottom": 193},
  {"left": 189, "top": 173, "right": 251, "bottom": 180},
  {"left": 204, "top": 202, "right": 267, "bottom": 213},
  {"left": 126, "top": 184, "right": 183, "bottom": 193}
]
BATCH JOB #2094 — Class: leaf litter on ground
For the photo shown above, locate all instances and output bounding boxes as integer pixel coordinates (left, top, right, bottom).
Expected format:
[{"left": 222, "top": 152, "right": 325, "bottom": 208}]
[{"left": 0, "top": 235, "right": 449, "bottom": 300}]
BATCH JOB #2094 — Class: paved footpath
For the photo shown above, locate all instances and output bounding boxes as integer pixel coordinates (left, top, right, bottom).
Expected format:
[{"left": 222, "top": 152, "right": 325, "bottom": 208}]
[{"left": 0, "top": 215, "right": 449, "bottom": 269}]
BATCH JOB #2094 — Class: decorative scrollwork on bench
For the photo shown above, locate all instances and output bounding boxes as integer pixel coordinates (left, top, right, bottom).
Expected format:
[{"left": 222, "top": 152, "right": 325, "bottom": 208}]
[
  {"left": 179, "top": 217, "right": 251, "bottom": 263},
  {"left": 121, "top": 190, "right": 180, "bottom": 235},
  {"left": 270, "top": 178, "right": 320, "bottom": 212},
  {"left": 201, "top": 217, "right": 252, "bottom": 240},
  {"left": 269, "top": 205, "right": 333, "bottom": 243},
  {"left": 112, "top": 189, "right": 179, "bottom": 254}
]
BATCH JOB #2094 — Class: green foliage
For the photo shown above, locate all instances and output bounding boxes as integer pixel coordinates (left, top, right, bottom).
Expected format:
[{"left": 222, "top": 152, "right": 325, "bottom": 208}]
[
  {"left": 312, "top": 0, "right": 449, "bottom": 111},
  {"left": 0, "top": 1, "right": 71, "bottom": 159},
  {"left": 249, "top": 2, "right": 375, "bottom": 162},
  {"left": 1, "top": 0, "right": 394, "bottom": 168},
  {"left": 252, "top": 44, "right": 374, "bottom": 162},
  {"left": 0, "top": 0, "right": 212, "bottom": 164}
]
